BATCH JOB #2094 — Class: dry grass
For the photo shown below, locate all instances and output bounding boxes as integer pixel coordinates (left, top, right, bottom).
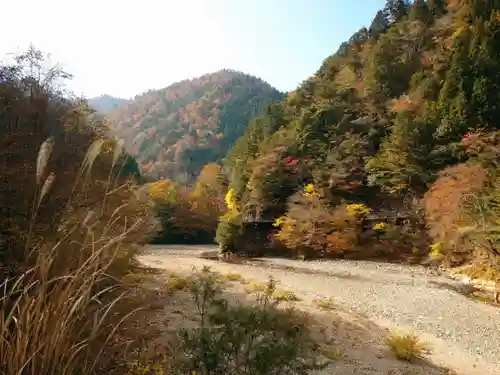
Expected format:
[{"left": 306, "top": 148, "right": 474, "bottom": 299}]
[
  {"left": 244, "top": 280, "right": 268, "bottom": 294},
  {"left": 318, "top": 343, "right": 345, "bottom": 361},
  {"left": 166, "top": 274, "right": 191, "bottom": 292},
  {"left": 0, "top": 137, "right": 154, "bottom": 375},
  {"left": 225, "top": 272, "right": 243, "bottom": 281},
  {"left": 0, "top": 52, "right": 156, "bottom": 375},
  {"left": 272, "top": 288, "right": 301, "bottom": 302},
  {"left": 313, "top": 297, "right": 337, "bottom": 310},
  {"left": 386, "top": 331, "right": 431, "bottom": 362}
]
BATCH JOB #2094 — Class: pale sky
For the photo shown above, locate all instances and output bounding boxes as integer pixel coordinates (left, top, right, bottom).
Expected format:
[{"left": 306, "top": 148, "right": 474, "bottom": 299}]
[{"left": 1, "top": 0, "right": 385, "bottom": 99}]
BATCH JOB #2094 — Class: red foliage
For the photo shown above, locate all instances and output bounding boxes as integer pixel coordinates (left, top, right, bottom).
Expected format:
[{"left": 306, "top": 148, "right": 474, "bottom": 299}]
[
  {"left": 347, "top": 181, "right": 362, "bottom": 189},
  {"left": 283, "top": 156, "right": 299, "bottom": 167},
  {"left": 461, "top": 132, "right": 475, "bottom": 146}
]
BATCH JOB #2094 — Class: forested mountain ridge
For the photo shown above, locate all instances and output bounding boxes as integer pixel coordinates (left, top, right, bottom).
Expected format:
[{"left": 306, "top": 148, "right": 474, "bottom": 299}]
[
  {"left": 219, "top": 0, "right": 500, "bottom": 270},
  {"left": 108, "top": 70, "right": 284, "bottom": 181},
  {"left": 88, "top": 94, "right": 129, "bottom": 113}
]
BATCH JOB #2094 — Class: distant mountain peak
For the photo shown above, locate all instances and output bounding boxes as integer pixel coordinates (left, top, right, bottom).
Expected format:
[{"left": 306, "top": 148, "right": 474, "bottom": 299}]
[
  {"left": 88, "top": 94, "right": 129, "bottom": 114},
  {"left": 107, "top": 70, "right": 284, "bottom": 181}
]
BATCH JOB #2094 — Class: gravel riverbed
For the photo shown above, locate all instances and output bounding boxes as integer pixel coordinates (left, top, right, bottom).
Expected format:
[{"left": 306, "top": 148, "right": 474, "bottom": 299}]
[{"left": 140, "top": 245, "right": 500, "bottom": 375}]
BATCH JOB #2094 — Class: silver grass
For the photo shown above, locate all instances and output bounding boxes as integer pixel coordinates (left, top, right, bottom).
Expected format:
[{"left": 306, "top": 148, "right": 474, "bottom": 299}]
[
  {"left": 36, "top": 137, "right": 55, "bottom": 185},
  {"left": 112, "top": 139, "right": 125, "bottom": 168},
  {"left": 39, "top": 172, "right": 56, "bottom": 204},
  {"left": 83, "top": 139, "right": 105, "bottom": 174},
  {"left": 82, "top": 210, "right": 96, "bottom": 228}
]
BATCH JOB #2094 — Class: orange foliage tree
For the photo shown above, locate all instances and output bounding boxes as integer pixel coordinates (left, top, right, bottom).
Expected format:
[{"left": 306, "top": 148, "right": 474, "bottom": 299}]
[
  {"left": 423, "top": 163, "right": 490, "bottom": 264},
  {"left": 274, "top": 185, "right": 358, "bottom": 258}
]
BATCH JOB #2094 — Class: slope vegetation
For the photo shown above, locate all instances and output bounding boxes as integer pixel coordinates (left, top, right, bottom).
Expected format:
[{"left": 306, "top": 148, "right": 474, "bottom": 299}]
[{"left": 220, "top": 0, "right": 500, "bottom": 273}]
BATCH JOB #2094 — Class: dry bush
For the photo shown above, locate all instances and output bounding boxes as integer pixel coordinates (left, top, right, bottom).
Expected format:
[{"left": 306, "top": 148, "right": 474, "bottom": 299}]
[
  {"left": 386, "top": 331, "right": 431, "bottom": 362},
  {"left": 423, "top": 163, "right": 489, "bottom": 264},
  {"left": 0, "top": 48, "right": 155, "bottom": 375}
]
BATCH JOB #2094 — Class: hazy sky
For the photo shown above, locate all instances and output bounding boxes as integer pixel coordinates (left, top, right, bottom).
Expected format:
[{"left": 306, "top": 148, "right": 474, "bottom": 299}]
[{"left": 1, "top": 0, "right": 385, "bottom": 99}]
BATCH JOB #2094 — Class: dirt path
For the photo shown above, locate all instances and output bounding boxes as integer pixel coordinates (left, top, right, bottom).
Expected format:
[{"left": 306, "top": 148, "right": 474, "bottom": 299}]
[{"left": 139, "top": 245, "right": 500, "bottom": 375}]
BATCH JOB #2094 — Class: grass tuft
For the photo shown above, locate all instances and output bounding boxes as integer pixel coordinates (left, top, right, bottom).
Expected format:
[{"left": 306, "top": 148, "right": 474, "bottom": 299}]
[
  {"left": 272, "top": 289, "right": 300, "bottom": 302},
  {"left": 225, "top": 272, "right": 243, "bottom": 281},
  {"left": 166, "top": 275, "right": 191, "bottom": 292},
  {"left": 313, "top": 297, "right": 337, "bottom": 310},
  {"left": 244, "top": 280, "right": 268, "bottom": 294},
  {"left": 319, "top": 343, "right": 344, "bottom": 361},
  {"left": 386, "top": 331, "right": 431, "bottom": 362}
]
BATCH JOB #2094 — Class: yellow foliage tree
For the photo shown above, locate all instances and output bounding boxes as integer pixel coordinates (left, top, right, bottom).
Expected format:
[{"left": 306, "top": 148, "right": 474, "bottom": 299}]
[{"left": 148, "top": 179, "right": 179, "bottom": 204}]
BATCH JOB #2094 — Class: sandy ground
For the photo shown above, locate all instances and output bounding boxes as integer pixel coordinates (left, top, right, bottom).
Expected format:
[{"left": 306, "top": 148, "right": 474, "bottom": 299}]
[{"left": 137, "top": 245, "right": 500, "bottom": 375}]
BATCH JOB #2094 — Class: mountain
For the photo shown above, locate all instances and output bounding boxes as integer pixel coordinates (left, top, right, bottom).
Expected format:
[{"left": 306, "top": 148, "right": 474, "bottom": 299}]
[
  {"left": 88, "top": 94, "right": 129, "bottom": 113},
  {"left": 108, "top": 70, "right": 284, "bottom": 181},
  {"left": 220, "top": 0, "right": 500, "bottom": 265}
]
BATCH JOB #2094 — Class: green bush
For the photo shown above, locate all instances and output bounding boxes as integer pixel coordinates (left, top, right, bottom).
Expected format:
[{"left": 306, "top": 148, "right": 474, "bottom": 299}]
[
  {"left": 215, "top": 214, "right": 242, "bottom": 252},
  {"left": 171, "top": 268, "right": 325, "bottom": 375}
]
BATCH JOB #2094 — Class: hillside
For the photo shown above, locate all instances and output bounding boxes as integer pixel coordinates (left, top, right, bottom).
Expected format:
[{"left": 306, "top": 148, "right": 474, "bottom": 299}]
[
  {"left": 108, "top": 70, "right": 284, "bottom": 181},
  {"left": 88, "top": 94, "right": 129, "bottom": 113},
  {"left": 220, "top": 0, "right": 500, "bottom": 269}
]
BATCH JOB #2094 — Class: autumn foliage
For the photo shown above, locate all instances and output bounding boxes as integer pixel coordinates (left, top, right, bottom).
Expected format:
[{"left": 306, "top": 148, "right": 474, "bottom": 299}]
[
  {"left": 218, "top": 0, "right": 500, "bottom": 271},
  {"left": 150, "top": 163, "right": 226, "bottom": 244},
  {"left": 273, "top": 185, "right": 359, "bottom": 258},
  {"left": 108, "top": 71, "right": 284, "bottom": 181},
  {"left": 424, "top": 131, "right": 500, "bottom": 267}
]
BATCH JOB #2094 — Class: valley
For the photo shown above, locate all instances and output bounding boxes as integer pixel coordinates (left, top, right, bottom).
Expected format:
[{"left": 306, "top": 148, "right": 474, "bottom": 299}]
[
  {"left": 140, "top": 245, "right": 500, "bottom": 375},
  {"left": 2, "top": 0, "right": 500, "bottom": 374}
]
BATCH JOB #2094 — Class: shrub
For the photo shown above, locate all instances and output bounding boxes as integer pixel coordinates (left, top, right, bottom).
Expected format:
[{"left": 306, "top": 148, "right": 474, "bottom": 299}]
[
  {"left": 386, "top": 331, "right": 431, "bottom": 362},
  {"left": 171, "top": 268, "right": 324, "bottom": 375},
  {"left": 215, "top": 213, "right": 242, "bottom": 252}
]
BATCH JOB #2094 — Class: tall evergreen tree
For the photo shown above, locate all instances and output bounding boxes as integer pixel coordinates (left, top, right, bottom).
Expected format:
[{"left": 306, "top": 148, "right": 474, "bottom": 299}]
[
  {"left": 369, "top": 10, "right": 389, "bottom": 39},
  {"left": 426, "top": 0, "right": 447, "bottom": 17},
  {"left": 383, "top": 0, "right": 409, "bottom": 23},
  {"left": 409, "top": 0, "right": 432, "bottom": 22},
  {"left": 469, "top": 7, "right": 500, "bottom": 129}
]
